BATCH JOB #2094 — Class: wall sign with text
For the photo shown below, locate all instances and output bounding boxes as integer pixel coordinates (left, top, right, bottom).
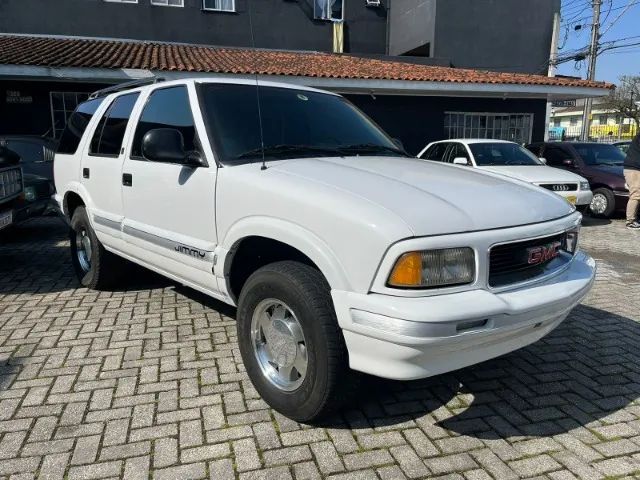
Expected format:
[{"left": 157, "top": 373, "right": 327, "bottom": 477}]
[{"left": 5, "top": 90, "right": 33, "bottom": 104}]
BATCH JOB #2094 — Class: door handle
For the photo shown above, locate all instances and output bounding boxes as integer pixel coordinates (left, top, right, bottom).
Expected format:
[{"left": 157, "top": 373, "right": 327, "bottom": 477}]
[
  {"left": 122, "top": 173, "right": 132, "bottom": 187},
  {"left": 82, "top": 168, "right": 90, "bottom": 179}
]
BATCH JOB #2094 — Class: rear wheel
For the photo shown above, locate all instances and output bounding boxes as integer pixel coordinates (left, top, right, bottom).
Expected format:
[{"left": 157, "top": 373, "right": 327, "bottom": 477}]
[
  {"left": 589, "top": 188, "right": 615, "bottom": 218},
  {"left": 236, "top": 261, "right": 356, "bottom": 422},
  {"left": 69, "top": 207, "right": 125, "bottom": 289}
]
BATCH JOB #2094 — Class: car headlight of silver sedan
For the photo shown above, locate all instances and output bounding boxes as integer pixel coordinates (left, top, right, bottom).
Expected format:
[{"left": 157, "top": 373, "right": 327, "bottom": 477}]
[
  {"left": 387, "top": 247, "right": 475, "bottom": 288},
  {"left": 580, "top": 181, "right": 590, "bottom": 191}
]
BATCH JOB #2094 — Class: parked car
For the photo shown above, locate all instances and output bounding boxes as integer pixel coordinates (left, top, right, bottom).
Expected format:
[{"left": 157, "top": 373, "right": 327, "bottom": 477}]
[
  {"left": 418, "top": 139, "right": 593, "bottom": 212},
  {"left": 526, "top": 142, "right": 628, "bottom": 217},
  {"left": 54, "top": 78, "right": 595, "bottom": 421},
  {"left": 0, "top": 146, "right": 23, "bottom": 233},
  {"left": 614, "top": 141, "right": 632, "bottom": 155},
  {"left": 0, "top": 136, "right": 57, "bottom": 223},
  {"left": 0, "top": 136, "right": 56, "bottom": 180}
]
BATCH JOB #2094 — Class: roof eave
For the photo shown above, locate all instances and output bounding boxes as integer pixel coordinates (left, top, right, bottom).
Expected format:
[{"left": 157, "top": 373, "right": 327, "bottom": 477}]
[{"left": 0, "top": 64, "right": 610, "bottom": 101}]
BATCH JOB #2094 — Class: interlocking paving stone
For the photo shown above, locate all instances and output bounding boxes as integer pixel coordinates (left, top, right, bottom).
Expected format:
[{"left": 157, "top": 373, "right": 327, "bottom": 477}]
[{"left": 0, "top": 217, "right": 639, "bottom": 478}]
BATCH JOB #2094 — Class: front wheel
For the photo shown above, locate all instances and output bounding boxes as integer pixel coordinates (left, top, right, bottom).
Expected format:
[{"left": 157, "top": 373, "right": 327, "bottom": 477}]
[
  {"left": 69, "top": 207, "right": 125, "bottom": 289},
  {"left": 589, "top": 188, "right": 615, "bottom": 218},
  {"left": 236, "top": 261, "right": 356, "bottom": 422}
]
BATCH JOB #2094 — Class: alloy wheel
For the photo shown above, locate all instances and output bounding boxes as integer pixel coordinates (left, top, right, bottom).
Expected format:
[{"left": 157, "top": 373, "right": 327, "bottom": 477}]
[{"left": 251, "top": 299, "right": 308, "bottom": 391}]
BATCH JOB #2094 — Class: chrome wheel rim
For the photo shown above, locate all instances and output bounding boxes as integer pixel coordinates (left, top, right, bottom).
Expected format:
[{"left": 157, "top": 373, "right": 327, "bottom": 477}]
[
  {"left": 590, "top": 193, "right": 608, "bottom": 215},
  {"left": 251, "top": 299, "right": 308, "bottom": 392},
  {"left": 75, "top": 227, "right": 92, "bottom": 273}
]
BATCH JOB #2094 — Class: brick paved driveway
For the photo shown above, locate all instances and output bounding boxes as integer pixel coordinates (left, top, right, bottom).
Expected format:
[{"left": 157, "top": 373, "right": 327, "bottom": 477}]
[{"left": 0, "top": 216, "right": 639, "bottom": 480}]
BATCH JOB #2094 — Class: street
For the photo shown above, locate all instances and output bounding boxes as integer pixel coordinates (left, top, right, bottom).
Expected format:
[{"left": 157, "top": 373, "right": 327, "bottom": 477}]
[{"left": 0, "top": 216, "right": 639, "bottom": 480}]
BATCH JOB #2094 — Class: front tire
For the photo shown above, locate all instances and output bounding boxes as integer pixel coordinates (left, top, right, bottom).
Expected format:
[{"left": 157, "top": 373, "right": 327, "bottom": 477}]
[
  {"left": 589, "top": 188, "right": 615, "bottom": 218},
  {"left": 69, "top": 207, "right": 125, "bottom": 289},
  {"left": 236, "top": 261, "right": 355, "bottom": 422}
]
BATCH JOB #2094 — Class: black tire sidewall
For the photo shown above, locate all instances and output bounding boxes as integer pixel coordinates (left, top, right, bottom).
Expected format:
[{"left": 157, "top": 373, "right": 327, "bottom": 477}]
[
  {"left": 237, "top": 265, "right": 333, "bottom": 421},
  {"left": 591, "top": 188, "right": 615, "bottom": 218},
  {"left": 69, "top": 207, "right": 100, "bottom": 287}
]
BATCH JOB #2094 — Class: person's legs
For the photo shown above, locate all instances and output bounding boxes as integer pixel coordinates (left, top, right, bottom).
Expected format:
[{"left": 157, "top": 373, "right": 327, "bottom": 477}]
[{"left": 624, "top": 169, "right": 640, "bottom": 225}]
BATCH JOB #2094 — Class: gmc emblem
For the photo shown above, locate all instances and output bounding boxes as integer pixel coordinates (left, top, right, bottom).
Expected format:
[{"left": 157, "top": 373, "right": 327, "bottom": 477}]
[{"left": 527, "top": 241, "right": 562, "bottom": 265}]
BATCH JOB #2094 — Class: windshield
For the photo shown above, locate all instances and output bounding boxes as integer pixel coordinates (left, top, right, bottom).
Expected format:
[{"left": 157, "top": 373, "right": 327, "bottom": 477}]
[
  {"left": 468, "top": 142, "right": 542, "bottom": 166},
  {"left": 198, "top": 83, "right": 405, "bottom": 164},
  {"left": 574, "top": 143, "right": 626, "bottom": 166}
]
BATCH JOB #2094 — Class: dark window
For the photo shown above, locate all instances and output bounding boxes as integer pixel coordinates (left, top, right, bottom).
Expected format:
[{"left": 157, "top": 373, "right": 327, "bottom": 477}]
[
  {"left": 544, "top": 146, "right": 572, "bottom": 167},
  {"left": 90, "top": 93, "right": 139, "bottom": 157},
  {"left": 422, "top": 143, "right": 449, "bottom": 161},
  {"left": 4, "top": 141, "right": 43, "bottom": 163},
  {"left": 57, "top": 98, "right": 104, "bottom": 155},
  {"left": 448, "top": 143, "right": 470, "bottom": 163},
  {"left": 132, "top": 86, "right": 196, "bottom": 159},
  {"left": 573, "top": 143, "right": 625, "bottom": 166},
  {"left": 526, "top": 144, "right": 542, "bottom": 157}
]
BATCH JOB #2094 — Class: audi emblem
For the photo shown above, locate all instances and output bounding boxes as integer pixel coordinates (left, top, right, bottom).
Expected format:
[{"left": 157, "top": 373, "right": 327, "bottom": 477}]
[{"left": 552, "top": 184, "right": 569, "bottom": 192}]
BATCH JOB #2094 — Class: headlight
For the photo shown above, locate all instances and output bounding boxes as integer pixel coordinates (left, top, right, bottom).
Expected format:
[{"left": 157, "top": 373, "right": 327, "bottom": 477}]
[
  {"left": 24, "top": 186, "right": 36, "bottom": 202},
  {"left": 580, "top": 181, "right": 590, "bottom": 191},
  {"left": 565, "top": 227, "right": 580, "bottom": 254},
  {"left": 387, "top": 247, "right": 475, "bottom": 288}
]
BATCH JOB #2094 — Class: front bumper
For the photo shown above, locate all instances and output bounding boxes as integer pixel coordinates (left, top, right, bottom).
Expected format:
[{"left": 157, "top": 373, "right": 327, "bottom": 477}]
[{"left": 332, "top": 251, "right": 595, "bottom": 380}]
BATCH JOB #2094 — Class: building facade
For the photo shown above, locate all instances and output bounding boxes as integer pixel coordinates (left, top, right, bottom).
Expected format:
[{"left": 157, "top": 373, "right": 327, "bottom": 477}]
[
  {"left": 550, "top": 99, "right": 638, "bottom": 142},
  {"left": 0, "top": 0, "right": 559, "bottom": 73}
]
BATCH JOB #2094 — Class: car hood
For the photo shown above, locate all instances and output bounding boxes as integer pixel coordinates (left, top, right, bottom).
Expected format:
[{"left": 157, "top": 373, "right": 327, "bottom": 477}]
[
  {"left": 269, "top": 156, "right": 574, "bottom": 236},
  {"left": 477, "top": 165, "right": 587, "bottom": 184}
]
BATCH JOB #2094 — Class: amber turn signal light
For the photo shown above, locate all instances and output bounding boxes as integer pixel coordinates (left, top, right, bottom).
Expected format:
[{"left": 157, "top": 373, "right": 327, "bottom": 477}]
[{"left": 388, "top": 251, "right": 422, "bottom": 287}]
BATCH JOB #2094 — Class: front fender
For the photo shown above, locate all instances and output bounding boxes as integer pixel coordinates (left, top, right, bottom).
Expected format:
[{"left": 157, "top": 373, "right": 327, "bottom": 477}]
[{"left": 216, "top": 216, "right": 352, "bottom": 298}]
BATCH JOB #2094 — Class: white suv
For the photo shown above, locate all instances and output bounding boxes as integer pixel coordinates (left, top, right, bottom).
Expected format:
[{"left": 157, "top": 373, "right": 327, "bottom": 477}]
[{"left": 54, "top": 78, "right": 596, "bottom": 422}]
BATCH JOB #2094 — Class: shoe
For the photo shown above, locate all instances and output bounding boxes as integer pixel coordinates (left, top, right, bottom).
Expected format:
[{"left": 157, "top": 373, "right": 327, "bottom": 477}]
[{"left": 627, "top": 221, "right": 640, "bottom": 229}]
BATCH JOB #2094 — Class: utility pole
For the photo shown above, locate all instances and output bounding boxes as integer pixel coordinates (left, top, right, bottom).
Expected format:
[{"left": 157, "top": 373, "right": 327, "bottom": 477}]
[
  {"left": 580, "top": 0, "right": 602, "bottom": 141},
  {"left": 545, "top": 11, "right": 561, "bottom": 141}
]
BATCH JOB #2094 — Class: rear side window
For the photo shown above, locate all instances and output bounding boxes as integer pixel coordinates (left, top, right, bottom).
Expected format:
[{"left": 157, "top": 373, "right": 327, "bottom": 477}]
[
  {"left": 57, "top": 98, "right": 104, "bottom": 155},
  {"left": 131, "top": 86, "right": 196, "bottom": 159},
  {"left": 90, "top": 93, "right": 140, "bottom": 157},
  {"left": 544, "top": 146, "right": 571, "bottom": 167},
  {"left": 422, "top": 143, "right": 449, "bottom": 161}
]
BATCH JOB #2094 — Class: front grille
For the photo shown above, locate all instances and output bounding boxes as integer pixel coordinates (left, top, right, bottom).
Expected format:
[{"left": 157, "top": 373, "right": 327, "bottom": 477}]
[
  {"left": 0, "top": 167, "right": 22, "bottom": 201},
  {"left": 489, "top": 233, "right": 568, "bottom": 288},
  {"left": 539, "top": 183, "right": 578, "bottom": 193}
]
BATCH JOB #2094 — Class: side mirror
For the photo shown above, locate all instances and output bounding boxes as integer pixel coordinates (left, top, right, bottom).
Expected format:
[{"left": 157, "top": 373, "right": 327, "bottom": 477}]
[
  {"left": 142, "top": 128, "right": 204, "bottom": 167},
  {"left": 539, "top": 157, "right": 547, "bottom": 164},
  {"left": 452, "top": 157, "right": 470, "bottom": 166},
  {"left": 562, "top": 158, "right": 576, "bottom": 167}
]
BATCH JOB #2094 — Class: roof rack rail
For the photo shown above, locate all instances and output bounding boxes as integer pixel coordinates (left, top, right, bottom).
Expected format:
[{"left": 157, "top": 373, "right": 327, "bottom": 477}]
[{"left": 89, "top": 77, "right": 165, "bottom": 99}]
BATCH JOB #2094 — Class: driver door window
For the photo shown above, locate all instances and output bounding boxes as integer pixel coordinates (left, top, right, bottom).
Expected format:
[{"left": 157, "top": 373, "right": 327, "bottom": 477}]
[
  {"left": 131, "top": 86, "right": 198, "bottom": 160},
  {"left": 544, "top": 146, "right": 570, "bottom": 167}
]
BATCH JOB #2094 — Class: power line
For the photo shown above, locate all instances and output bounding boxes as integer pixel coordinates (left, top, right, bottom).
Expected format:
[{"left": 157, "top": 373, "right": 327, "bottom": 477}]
[
  {"left": 561, "top": 0, "right": 640, "bottom": 25},
  {"left": 600, "top": 0, "right": 639, "bottom": 36}
]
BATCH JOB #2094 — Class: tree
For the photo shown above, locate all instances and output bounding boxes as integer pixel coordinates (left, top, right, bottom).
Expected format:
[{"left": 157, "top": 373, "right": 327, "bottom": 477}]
[{"left": 602, "top": 75, "right": 640, "bottom": 127}]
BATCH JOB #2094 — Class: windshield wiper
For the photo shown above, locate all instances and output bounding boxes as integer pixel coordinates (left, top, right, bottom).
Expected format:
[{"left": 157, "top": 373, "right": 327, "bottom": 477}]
[
  {"left": 337, "top": 143, "right": 409, "bottom": 157},
  {"left": 235, "top": 144, "right": 340, "bottom": 160}
]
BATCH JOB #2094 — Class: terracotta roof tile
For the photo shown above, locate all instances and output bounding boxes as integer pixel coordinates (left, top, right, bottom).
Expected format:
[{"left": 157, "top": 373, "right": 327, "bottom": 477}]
[{"left": 0, "top": 35, "right": 612, "bottom": 90}]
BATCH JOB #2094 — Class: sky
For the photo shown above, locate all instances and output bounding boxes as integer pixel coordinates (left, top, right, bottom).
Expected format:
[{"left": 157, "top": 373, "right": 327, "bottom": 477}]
[{"left": 556, "top": 0, "right": 640, "bottom": 85}]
